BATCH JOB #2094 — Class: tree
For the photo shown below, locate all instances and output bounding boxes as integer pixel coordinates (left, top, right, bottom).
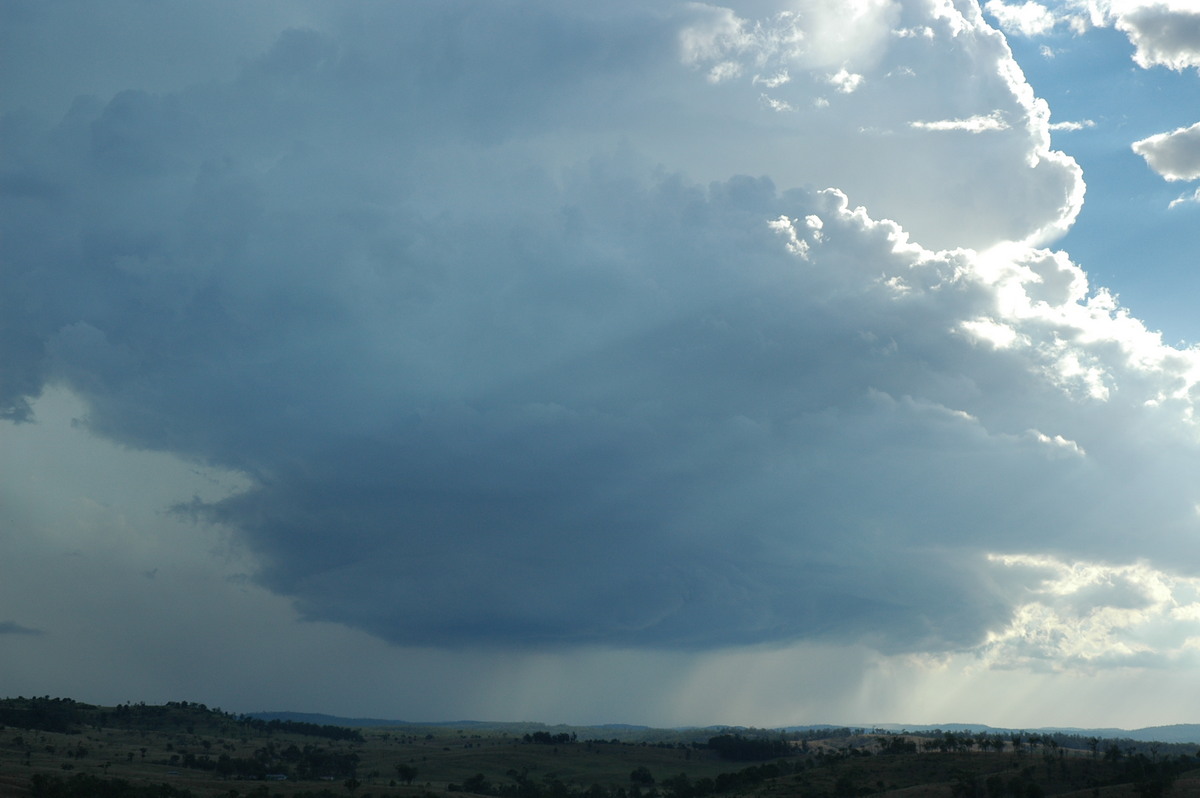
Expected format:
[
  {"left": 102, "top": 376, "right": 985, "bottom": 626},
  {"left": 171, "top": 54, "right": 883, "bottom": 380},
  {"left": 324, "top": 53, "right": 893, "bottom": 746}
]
[
  {"left": 662, "top": 773, "right": 693, "bottom": 798},
  {"left": 396, "top": 763, "right": 418, "bottom": 785},
  {"left": 463, "top": 773, "right": 492, "bottom": 794}
]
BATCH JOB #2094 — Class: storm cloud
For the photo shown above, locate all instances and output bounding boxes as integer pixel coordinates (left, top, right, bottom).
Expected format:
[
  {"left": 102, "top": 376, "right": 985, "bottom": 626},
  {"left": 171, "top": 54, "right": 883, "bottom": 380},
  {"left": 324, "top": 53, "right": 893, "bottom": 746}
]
[{"left": 3, "top": 0, "right": 1199, "bottom": 676}]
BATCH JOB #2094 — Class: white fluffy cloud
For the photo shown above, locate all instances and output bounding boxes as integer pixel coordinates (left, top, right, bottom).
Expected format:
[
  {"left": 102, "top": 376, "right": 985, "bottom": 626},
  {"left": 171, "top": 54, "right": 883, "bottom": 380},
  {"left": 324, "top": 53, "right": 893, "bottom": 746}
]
[
  {"left": 1133, "top": 121, "right": 1200, "bottom": 180},
  {"left": 1111, "top": 0, "right": 1200, "bottom": 71},
  {"left": 676, "top": 0, "right": 1084, "bottom": 249},
  {"left": 1049, "top": 119, "right": 1096, "bottom": 131},
  {"left": 981, "top": 554, "right": 1200, "bottom": 670},
  {"left": 987, "top": 1, "right": 1200, "bottom": 71},
  {"left": 985, "top": 1, "right": 1059, "bottom": 36}
]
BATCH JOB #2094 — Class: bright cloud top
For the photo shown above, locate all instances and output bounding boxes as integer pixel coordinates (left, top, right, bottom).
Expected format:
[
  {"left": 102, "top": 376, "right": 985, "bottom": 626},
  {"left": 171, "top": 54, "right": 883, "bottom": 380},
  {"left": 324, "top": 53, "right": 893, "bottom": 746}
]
[
  {"left": 2, "top": 0, "right": 1199, "bottom": 686},
  {"left": 984, "top": 1, "right": 1060, "bottom": 37},
  {"left": 989, "top": 0, "right": 1200, "bottom": 71},
  {"left": 676, "top": 0, "right": 1084, "bottom": 248}
]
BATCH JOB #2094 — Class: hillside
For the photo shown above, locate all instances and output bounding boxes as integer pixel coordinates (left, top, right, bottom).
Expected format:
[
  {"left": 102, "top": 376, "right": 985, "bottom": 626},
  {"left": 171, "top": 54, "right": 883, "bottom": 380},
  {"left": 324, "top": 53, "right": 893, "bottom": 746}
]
[
  {"left": 247, "top": 714, "right": 1200, "bottom": 747},
  {"left": 1, "top": 697, "right": 1198, "bottom": 798}
]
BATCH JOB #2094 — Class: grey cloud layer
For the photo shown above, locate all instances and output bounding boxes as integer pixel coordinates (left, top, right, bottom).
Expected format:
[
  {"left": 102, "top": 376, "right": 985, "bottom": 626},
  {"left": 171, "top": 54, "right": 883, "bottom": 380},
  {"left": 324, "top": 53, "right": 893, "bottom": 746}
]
[{"left": 3, "top": 1, "right": 1198, "bottom": 659}]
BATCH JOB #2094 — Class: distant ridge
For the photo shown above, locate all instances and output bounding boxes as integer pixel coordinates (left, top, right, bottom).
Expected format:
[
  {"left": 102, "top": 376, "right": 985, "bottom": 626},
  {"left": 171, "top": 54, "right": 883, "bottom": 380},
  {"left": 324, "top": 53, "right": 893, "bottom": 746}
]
[
  {"left": 246, "top": 713, "right": 1199, "bottom": 745},
  {"left": 864, "top": 723, "right": 1200, "bottom": 745},
  {"left": 247, "top": 712, "right": 651, "bottom": 733},
  {"left": 247, "top": 712, "right": 496, "bottom": 728}
]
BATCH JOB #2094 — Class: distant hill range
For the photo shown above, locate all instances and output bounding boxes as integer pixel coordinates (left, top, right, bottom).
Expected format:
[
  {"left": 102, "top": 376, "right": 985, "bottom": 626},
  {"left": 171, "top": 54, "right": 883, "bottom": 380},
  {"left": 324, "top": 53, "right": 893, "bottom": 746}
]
[
  {"left": 245, "top": 712, "right": 1200, "bottom": 745},
  {"left": 248, "top": 712, "right": 648, "bottom": 730},
  {"left": 862, "top": 723, "right": 1200, "bottom": 745}
]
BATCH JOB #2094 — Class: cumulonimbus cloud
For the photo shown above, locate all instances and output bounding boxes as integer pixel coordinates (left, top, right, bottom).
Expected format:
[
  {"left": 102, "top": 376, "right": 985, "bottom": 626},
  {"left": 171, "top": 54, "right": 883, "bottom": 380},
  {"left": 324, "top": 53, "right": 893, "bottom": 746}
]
[{"left": 2, "top": 0, "right": 1198, "bottom": 663}]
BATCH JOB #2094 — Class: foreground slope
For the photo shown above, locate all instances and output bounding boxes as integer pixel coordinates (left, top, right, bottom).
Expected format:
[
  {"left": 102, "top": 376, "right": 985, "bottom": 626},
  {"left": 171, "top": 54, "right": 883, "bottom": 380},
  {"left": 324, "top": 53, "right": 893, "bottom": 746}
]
[{"left": 1, "top": 698, "right": 1198, "bottom": 797}]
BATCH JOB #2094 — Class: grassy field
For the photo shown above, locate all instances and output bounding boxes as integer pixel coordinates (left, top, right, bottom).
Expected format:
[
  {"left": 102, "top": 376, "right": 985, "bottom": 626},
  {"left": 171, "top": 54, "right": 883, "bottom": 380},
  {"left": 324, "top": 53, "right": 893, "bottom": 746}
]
[{"left": 1, "top": 698, "right": 1198, "bottom": 798}]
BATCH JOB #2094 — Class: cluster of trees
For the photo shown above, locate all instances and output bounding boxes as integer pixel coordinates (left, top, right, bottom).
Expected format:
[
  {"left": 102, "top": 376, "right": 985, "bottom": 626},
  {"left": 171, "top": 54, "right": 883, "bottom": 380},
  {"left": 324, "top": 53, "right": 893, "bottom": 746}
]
[
  {"left": 950, "top": 767, "right": 1049, "bottom": 798},
  {"left": 451, "top": 771, "right": 635, "bottom": 798},
  {"left": 30, "top": 771, "right": 380, "bottom": 798},
  {"left": 0, "top": 697, "right": 92, "bottom": 734},
  {"left": 704, "top": 734, "right": 791, "bottom": 762},
  {"left": 658, "top": 760, "right": 798, "bottom": 798},
  {"left": 447, "top": 757, "right": 810, "bottom": 798},
  {"left": 1109, "top": 752, "right": 1192, "bottom": 798},
  {"left": 875, "top": 736, "right": 919, "bottom": 755},
  {"left": 944, "top": 752, "right": 1193, "bottom": 798},
  {"left": 29, "top": 772, "right": 197, "bottom": 798},
  {"left": 159, "top": 741, "right": 360, "bottom": 781},
  {"left": 523, "top": 732, "right": 577, "bottom": 745},
  {"left": 395, "top": 762, "right": 419, "bottom": 785},
  {"left": 85, "top": 702, "right": 233, "bottom": 736},
  {"left": 876, "top": 727, "right": 1199, "bottom": 761},
  {"left": 449, "top": 766, "right": 647, "bottom": 798},
  {"left": 237, "top": 717, "right": 365, "bottom": 743}
]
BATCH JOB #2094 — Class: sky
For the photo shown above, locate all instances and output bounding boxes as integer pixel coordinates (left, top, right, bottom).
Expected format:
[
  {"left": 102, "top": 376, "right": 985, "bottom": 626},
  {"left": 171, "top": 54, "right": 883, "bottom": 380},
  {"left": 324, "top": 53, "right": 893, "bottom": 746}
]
[{"left": 1, "top": 0, "right": 1199, "bottom": 730}]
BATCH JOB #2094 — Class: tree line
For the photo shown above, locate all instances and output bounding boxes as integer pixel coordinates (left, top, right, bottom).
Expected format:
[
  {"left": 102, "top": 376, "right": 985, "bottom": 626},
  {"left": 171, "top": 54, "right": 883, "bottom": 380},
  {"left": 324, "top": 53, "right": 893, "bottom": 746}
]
[
  {"left": 448, "top": 758, "right": 808, "bottom": 798},
  {"left": 159, "top": 741, "right": 361, "bottom": 781},
  {"left": 29, "top": 772, "right": 198, "bottom": 798},
  {"left": 523, "top": 731, "right": 577, "bottom": 745},
  {"left": 704, "top": 734, "right": 791, "bottom": 761},
  {"left": 238, "top": 717, "right": 365, "bottom": 743},
  {"left": 0, "top": 696, "right": 361, "bottom": 742}
]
